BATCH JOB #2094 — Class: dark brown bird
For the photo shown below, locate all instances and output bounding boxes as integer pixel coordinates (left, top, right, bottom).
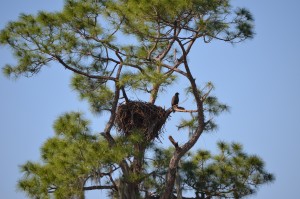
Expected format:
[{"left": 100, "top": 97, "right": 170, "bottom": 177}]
[{"left": 171, "top": 92, "right": 179, "bottom": 112}]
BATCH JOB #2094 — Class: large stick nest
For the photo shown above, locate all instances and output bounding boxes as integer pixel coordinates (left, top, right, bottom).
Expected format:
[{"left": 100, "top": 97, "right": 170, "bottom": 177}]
[{"left": 115, "top": 101, "right": 168, "bottom": 142}]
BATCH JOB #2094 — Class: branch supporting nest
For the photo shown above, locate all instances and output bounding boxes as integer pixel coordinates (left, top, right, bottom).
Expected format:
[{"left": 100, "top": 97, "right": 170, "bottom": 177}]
[{"left": 173, "top": 106, "right": 197, "bottom": 113}]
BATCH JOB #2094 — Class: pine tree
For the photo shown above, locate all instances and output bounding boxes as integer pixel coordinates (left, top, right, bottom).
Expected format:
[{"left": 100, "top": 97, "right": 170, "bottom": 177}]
[{"left": 0, "top": 0, "right": 274, "bottom": 198}]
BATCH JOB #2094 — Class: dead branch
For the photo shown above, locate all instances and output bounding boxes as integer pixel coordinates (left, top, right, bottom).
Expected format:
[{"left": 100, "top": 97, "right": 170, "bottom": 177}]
[{"left": 168, "top": 136, "right": 180, "bottom": 149}]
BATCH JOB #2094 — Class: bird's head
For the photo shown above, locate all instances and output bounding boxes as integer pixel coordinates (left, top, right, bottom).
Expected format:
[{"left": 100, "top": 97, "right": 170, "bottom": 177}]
[{"left": 175, "top": 92, "right": 179, "bottom": 96}]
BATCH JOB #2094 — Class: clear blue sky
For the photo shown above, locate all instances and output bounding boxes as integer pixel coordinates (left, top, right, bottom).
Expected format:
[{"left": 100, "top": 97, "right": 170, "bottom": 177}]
[{"left": 1, "top": 0, "right": 300, "bottom": 198}]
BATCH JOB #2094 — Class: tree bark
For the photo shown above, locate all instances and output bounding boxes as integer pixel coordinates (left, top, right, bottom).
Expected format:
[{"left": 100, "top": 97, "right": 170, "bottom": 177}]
[
  {"left": 149, "top": 84, "right": 160, "bottom": 104},
  {"left": 160, "top": 153, "right": 180, "bottom": 199},
  {"left": 118, "top": 180, "right": 140, "bottom": 199},
  {"left": 176, "top": 166, "right": 182, "bottom": 199}
]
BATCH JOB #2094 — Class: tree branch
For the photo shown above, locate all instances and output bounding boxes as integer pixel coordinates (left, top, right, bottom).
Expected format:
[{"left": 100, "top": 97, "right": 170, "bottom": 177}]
[
  {"left": 168, "top": 136, "right": 180, "bottom": 150},
  {"left": 121, "top": 86, "right": 129, "bottom": 103},
  {"left": 54, "top": 55, "right": 116, "bottom": 81},
  {"left": 173, "top": 107, "right": 197, "bottom": 113},
  {"left": 162, "top": 63, "right": 187, "bottom": 77},
  {"left": 161, "top": 35, "right": 205, "bottom": 199},
  {"left": 83, "top": 185, "right": 115, "bottom": 191}
]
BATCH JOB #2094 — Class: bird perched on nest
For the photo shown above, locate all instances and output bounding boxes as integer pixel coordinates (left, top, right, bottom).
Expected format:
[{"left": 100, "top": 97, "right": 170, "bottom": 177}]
[{"left": 171, "top": 92, "right": 179, "bottom": 112}]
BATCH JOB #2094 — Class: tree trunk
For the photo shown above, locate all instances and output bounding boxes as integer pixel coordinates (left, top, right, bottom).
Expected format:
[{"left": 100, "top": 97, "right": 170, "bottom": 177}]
[
  {"left": 117, "top": 143, "right": 146, "bottom": 199},
  {"left": 160, "top": 154, "right": 180, "bottom": 199},
  {"left": 149, "top": 84, "right": 159, "bottom": 104},
  {"left": 118, "top": 180, "right": 140, "bottom": 199},
  {"left": 175, "top": 166, "right": 182, "bottom": 199}
]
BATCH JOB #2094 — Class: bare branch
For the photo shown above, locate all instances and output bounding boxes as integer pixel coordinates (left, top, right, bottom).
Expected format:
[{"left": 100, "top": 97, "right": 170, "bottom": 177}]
[{"left": 168, "top": 136, "right": 180, "bottom": 150}]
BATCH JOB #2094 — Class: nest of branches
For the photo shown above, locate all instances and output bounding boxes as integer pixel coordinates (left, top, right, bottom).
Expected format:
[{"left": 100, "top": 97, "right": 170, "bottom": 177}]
[{"left": 115, "top": 101, "right": 168, "bottom": 142}]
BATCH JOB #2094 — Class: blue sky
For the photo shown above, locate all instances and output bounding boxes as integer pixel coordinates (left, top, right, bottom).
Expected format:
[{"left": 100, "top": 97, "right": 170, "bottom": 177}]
[{"left": 1, "top": 0, "right": 300, "bottom": 198}]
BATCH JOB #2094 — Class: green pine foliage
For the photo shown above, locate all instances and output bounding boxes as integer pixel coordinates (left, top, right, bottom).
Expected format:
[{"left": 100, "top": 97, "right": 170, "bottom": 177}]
[
  {"left": 119, "top": 67, "right": 177, "bottom": 94},
  {"left": 18, "top": 112, "right": 135, "bottom": 198},
  {"left": 158, "top": 142, "right": 274, "bottom": 198},
  {"left": 19, "top": 112, "right": 99, "bottom": 198},
  {"left": 137, "top": 142, "right": 274, "bottom": 198},
  {"left": 181, "top": 82, "right": 230, "bottom": 135},
  {"left": 71, "top": 75, "right": 114, "bottom": 114},
  {"left": 0, "top": 0, "right": 254, "bottom": 80}
]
